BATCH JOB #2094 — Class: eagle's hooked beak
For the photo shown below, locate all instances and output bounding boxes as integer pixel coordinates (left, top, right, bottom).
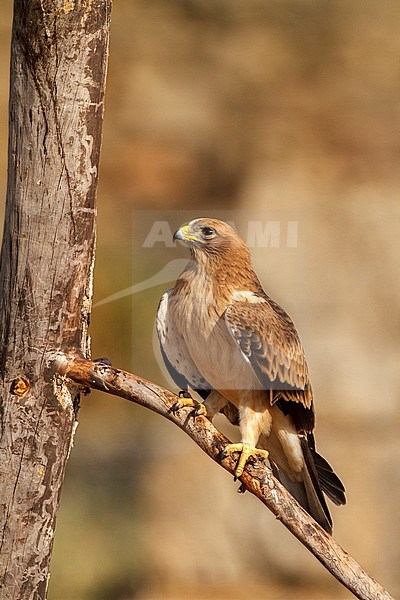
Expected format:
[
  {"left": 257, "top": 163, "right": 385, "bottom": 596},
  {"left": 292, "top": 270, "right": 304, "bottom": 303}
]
[{"left": 173, "top": 224, "right": 200, "bottom": 244}]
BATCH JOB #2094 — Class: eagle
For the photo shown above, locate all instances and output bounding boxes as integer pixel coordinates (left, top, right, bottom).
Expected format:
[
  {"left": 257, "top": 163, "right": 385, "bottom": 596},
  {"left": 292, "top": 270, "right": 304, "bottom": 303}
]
[{"left": 156, "top": 218, "right": 345, "bottom": 533}]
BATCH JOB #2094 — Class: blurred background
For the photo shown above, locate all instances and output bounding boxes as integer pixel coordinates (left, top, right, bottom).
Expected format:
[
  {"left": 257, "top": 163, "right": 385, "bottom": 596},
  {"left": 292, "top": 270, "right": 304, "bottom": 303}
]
[{"left": 1, "top": 1, "right": 399, "bottom": 599}]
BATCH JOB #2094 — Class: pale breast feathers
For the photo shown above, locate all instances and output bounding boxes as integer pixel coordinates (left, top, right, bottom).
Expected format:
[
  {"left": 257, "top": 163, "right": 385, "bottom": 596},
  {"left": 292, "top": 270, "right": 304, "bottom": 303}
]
[{"left": 156, "top": 290, "right": 211, "bottom": 393}]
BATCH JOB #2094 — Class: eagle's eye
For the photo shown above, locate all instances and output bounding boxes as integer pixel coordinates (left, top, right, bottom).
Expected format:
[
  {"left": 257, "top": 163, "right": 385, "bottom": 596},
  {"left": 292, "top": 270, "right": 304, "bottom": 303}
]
[{"left": 201, "top": 226, "right": 216, "bottom": 239}]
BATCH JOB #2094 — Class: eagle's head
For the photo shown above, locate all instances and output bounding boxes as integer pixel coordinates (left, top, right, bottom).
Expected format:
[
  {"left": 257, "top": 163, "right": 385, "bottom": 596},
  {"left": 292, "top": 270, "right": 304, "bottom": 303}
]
[{"left": 173, "top": 218, "right": 249, "bottom": 258}]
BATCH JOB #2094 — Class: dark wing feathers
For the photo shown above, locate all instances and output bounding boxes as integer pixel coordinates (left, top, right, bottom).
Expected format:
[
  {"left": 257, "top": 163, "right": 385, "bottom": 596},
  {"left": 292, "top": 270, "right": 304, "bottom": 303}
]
[
  {"left": 276, "top": 397, "right": 315, "bottom": 434},
  {"left": 224, "top": 296, "right": 313, "bottom": 412},
  {"left": 224, "top": 296, "right": 346, "bottom": 514}
]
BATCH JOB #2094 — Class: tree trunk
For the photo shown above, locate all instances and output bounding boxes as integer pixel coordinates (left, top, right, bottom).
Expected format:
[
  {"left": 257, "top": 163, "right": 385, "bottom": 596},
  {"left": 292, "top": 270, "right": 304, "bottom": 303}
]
[{"left": 0, "top": 1, "right": 111, "bottom": 598}]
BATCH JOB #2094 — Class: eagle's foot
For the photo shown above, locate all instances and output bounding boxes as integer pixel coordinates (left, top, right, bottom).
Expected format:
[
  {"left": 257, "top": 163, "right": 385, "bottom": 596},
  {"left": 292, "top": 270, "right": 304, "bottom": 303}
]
[
  {"left": 220, "top": 443, "right": 269, "bottom": 478},
  {"left": 171, "top": 392, "right": 207, "bottom": 417}
]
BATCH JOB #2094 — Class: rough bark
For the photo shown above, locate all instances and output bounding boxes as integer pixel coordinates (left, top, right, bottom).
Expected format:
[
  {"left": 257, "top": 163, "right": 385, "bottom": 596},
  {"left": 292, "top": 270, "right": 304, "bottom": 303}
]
[
  {"left": 58, "top": 355, "right": 395, "bottom": 600},
  {"left": 0, "top": 2, "right": 111, "bottom": 598}
]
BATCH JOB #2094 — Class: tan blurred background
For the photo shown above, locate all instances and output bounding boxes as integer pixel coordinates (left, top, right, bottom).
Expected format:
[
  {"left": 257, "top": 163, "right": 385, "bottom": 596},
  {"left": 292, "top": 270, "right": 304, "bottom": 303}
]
[{"left": 1, "top": 1, "right": 399, "bottom": 599}]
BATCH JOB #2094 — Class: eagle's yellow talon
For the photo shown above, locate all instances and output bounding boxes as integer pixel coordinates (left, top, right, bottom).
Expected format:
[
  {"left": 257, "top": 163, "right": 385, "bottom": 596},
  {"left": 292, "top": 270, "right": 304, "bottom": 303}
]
[
  {"left": 221, "top": 443, "right": 269, "bottom": 478},
  {"left": 172, "top": 393, "right": 207, "bottom": 417},
  {"left": 193, "top": 403, "right": 207, "bottom": 417}
]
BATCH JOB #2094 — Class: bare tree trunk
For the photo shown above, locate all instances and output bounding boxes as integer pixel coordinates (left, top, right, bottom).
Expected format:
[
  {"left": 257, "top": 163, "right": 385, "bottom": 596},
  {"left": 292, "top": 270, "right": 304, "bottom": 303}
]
[{"left": 0, "top": 2, "right": 111, "bottom": 598}]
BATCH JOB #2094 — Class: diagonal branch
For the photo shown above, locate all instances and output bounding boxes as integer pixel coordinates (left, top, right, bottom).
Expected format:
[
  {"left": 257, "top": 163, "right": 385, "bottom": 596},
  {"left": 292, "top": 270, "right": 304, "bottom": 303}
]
[{"left": 55, "top": 354, "right": 394, "bottom": 600}]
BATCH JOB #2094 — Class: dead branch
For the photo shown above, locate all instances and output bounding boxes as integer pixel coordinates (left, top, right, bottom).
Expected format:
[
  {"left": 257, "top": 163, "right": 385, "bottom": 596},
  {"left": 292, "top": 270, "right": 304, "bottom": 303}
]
[{"left": 56, "top": 354, "right": 394, "bottom": 600}]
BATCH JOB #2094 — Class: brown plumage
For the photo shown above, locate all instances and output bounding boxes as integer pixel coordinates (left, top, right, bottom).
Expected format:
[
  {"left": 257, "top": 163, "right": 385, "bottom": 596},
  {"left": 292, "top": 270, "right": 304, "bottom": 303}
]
[{"left": 156, "top": 218, "right": 345, "bottom": 534}]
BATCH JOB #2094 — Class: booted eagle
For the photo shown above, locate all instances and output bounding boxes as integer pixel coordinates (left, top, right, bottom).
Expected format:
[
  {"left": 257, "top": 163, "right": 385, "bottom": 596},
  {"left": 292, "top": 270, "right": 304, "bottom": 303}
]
[{"left": 156, "top": 218, "right": 345, "bottom": 533}]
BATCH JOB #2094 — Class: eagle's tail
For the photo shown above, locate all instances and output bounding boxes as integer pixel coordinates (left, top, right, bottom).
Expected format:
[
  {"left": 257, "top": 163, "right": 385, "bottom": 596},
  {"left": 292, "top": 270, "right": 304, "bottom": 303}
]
[
  {"left": 269, "top": 438, "right": 346, "bottom": 535},
  {"left": 219, "top": 404, "right": 345, "bottom": 533}
]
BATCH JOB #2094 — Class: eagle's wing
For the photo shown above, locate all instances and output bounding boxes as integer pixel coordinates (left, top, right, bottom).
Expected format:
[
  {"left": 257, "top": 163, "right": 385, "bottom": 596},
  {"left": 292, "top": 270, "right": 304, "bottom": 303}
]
[
  {"left": 156, "top": 290, "right": 211, "bottom": 398},
  {"left": 224, "top": 292, "right": 314, "bottom": 432}
]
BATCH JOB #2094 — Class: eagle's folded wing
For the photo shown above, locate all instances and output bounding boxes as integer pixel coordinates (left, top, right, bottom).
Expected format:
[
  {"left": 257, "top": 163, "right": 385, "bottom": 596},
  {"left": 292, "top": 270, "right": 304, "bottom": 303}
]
[{"left": 224, "top": 293, "right": 314, "bottom": 430}]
